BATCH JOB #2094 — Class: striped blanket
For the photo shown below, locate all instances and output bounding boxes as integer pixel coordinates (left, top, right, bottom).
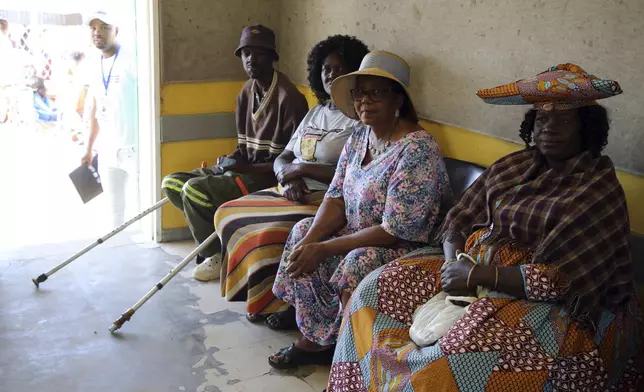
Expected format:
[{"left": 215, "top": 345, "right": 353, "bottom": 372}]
[{"left": 214, "top": 187, "right": 324, "bottom": 315}]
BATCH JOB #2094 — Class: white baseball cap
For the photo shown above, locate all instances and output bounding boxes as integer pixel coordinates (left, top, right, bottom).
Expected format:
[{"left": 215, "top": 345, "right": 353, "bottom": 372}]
[{"left": 84, "top": 10, "right": 119, "bottom": 27}]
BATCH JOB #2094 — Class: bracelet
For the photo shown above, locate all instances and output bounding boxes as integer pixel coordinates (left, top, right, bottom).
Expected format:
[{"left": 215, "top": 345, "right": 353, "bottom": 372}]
[
  {"left": 456, "top": 252, "right": 476, "bottom": 265},
  {"left": 466, "top": 264, "right": 477, "bottom": 289},
  {"left": 493, "top": 267, "right": 499, "bottom": 290}
]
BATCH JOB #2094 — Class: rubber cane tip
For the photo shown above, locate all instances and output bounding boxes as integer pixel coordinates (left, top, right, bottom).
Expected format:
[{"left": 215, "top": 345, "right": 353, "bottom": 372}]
[
  {"left": 109, "top": 308, "right": 135, "bottom": 334},
  {"left": 32, "top": 274, "right": 47, "bottom": 288},
  {"left": 109, "top": 318, "right": 125, "bottom": 333}
]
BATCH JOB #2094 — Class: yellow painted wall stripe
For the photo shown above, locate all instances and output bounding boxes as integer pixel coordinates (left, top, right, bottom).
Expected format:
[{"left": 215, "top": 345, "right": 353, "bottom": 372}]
[
  {"left": 161, "top": 81, "right": 317, "bottom": 116},
  {"left": 297, "top": 85, "right": 318, "bottom": 108},
  {"left": 161, "top": 81, "right": 245, "bottom": 116},
  {"left": 159, "top": 81, "right": 644, "bottom": 234},
  {"left": 161, "top": 138, "right": 238, "bottom": 229}
]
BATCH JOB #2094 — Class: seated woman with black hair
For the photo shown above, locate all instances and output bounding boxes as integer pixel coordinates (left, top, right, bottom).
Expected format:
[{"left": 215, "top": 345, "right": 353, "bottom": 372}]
[
  {"left": 326, "top": 64, "right": 643, "bottom": 392},
  {"left": 213, "top": 35, "right": 369, "bottom": 326}
]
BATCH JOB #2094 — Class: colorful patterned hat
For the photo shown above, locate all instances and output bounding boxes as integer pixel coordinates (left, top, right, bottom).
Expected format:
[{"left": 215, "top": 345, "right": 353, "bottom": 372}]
[{"left": 476, "top": 63, "right": 622, "bottom": 111}]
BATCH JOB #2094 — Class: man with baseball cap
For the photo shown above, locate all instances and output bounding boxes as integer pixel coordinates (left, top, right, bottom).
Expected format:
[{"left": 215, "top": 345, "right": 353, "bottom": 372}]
[
  {"left": 81, "top": 11, "right": 139, "bottom": 229},
  {"left": 162, "top": 25, "right": 309, "bottom": 282}
]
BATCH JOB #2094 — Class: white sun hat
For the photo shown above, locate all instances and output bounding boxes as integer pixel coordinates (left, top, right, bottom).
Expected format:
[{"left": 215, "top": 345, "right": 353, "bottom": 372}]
[
  {"left": 330, "top": 50, "right": 418, "bottom": 122},
  {"left": 84, "top": 10, "right": 119, "bottom": 28}
]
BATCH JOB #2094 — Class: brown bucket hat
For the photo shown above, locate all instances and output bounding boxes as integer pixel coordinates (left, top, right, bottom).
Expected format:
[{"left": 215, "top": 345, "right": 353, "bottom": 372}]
[{"left": 234, "top": 25, "right": 279, "bottom": 61}]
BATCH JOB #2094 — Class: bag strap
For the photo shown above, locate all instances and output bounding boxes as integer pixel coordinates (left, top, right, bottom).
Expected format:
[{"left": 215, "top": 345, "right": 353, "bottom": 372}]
[{"left": 444, "top": 295, "right": 478, "bottom": 305}]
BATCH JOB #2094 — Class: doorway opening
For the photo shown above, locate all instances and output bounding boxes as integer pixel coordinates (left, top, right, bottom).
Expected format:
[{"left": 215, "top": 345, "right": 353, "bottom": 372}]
[{"left": 0, "top": 0, "right": 160, "bottom": 251}]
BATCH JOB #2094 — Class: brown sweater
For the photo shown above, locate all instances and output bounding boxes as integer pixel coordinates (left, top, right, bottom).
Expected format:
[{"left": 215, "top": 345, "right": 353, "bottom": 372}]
[{"left": 230, "top": 71, "right": 309, "bottom": 164}]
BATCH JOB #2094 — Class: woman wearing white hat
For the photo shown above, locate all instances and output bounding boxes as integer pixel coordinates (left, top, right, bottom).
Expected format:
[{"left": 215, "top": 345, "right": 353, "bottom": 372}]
[{"left": 269, "top": 51, "right": 453, "bottom": 369}]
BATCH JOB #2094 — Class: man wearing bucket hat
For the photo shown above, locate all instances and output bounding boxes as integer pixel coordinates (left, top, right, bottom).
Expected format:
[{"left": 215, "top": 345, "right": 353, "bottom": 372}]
[
  {"left": 162, "top": 25, "right": 309, "bottom": 282},
  {"left": 269, "top": 51, "right": 453, "bottom": 369},
  {"left": 81, "top": 10, "right": 139, "bottom": 229}
]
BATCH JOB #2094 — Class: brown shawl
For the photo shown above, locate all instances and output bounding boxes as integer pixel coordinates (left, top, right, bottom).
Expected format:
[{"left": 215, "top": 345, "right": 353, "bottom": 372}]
[{"left": 440, "top": 147, "right": 632, "bottom": 324}]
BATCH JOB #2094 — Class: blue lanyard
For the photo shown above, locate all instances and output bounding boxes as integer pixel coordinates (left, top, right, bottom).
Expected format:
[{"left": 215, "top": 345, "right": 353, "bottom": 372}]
[{"left": 101, "top": 46, "right": 120, "bottom": 96}]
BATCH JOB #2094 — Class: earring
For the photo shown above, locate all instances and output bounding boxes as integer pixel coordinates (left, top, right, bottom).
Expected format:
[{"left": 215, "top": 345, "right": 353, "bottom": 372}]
[{"left": 395, "top": 109, "right": 400, "bottom": 118}]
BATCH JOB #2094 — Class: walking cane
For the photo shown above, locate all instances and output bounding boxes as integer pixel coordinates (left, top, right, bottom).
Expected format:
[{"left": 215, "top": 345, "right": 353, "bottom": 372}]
[
  {"left": 31, "top": 198, "right": 170, "bottom": 288},
  {"left": 109, "top": 231, "right": 219, "bottom": 333}
]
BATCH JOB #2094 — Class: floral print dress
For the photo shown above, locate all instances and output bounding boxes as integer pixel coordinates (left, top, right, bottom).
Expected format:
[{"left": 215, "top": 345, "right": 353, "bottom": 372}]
[{"left": 272, "top": 124, "right": 452, "bottom": 346}]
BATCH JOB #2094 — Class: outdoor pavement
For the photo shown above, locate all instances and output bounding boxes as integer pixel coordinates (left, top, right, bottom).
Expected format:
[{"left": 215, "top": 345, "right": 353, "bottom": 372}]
[{"left": 0, "top": 125, "right": 329, "bottom": 392}]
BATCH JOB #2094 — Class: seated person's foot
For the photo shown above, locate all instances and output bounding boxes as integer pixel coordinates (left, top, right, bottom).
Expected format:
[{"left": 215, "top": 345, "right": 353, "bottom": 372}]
[
  {"left": 265, "top": 306, "right": 297, "bottom": 330},
  {"left": 192, "top": 254, "right": 222, "bottom": 282},
  {"left": 246, "top": 313, "right": 267, "bottom": 323},
  {"left": 268, "top": 336, "right": 335, "bottom": 369}
]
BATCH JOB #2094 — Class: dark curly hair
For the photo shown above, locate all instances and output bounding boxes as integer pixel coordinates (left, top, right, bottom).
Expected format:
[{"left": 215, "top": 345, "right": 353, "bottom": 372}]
[
  {"left": 307, "top": 35, "right": 369, "bottom": 103},
  {"left": 519, "top": 105, "right": 610, "bottom": 157}
]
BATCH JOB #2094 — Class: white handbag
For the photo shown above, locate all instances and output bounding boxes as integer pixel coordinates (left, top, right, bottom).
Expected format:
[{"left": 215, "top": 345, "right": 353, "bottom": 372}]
[
  {"left": 409, "top": 292, "right": 477, "bottom": 347},
  {"left": 409, "top": 253, "right": 486, "bottom": 347}
]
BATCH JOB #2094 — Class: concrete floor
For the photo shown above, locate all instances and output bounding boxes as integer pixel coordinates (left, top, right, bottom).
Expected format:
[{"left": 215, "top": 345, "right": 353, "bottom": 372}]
[{"left": 0, "top": 235, "right": 329, "bottom": 392}]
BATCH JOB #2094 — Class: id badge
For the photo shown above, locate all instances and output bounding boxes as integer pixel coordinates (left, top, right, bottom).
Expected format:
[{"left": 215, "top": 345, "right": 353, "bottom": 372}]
[{"left": 96, "top": 95, "right": 111, "bottom": 125}]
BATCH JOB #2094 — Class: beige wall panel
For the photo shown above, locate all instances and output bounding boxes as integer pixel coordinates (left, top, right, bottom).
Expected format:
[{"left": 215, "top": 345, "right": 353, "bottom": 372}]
[
  {"left": 277, "top": 0, "right": 644, "bottom": 174},
  {"left": 160, "top": 0, "right": 280, "bottom": 82}
]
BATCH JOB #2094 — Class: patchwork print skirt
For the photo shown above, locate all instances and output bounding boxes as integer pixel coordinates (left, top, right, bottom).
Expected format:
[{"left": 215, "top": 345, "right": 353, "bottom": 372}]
[{"left": 328, "top": 229, "right": 643, "bottom": 392}]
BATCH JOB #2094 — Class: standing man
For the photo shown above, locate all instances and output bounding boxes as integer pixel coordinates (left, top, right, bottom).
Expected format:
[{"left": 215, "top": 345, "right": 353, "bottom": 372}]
[
  {"left": 162, "top": 25, "right": 309, "bottom": 282},
  {"left": 81, "top": 11, "right": 138, "bottom": 228}
]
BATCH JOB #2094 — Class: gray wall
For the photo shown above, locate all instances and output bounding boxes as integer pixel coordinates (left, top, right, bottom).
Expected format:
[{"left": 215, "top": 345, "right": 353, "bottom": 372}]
[
  {"left": 159, "top": 0, "right": 644, "bottom": 174},
  {"left": 277, "top": 0, "right": 644, "bottom": 174},
  {"left": 160, "top": 0, "right": 280, "bottom": 82}
]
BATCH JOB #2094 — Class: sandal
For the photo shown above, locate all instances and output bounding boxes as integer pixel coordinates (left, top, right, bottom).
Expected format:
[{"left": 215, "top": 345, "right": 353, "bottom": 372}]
[
  {"left": 268, "top": 343, "right": 335, "bottom": 369},
  {"left": 246, "top": 313, "right": 267, "bottom": 323},
  {"left": 265, "top": 307, "right": 297, "bottom": 330}
]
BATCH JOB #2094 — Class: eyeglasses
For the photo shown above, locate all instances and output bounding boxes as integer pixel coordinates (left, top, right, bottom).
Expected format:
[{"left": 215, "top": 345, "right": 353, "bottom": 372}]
[{"left": 350, "top": 88, "right": 394, "bottom": 102}]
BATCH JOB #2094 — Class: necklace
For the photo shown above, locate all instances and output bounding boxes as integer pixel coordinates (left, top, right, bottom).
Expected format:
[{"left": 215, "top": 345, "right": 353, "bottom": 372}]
[{"left": 368, "top": 120, "right": 398, "bottom": 158}]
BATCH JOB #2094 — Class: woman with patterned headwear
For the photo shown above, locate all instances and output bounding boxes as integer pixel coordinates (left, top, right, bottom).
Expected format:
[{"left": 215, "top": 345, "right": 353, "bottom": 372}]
[{"left": 327, "top": 64, "right": 643, "bottom": 392}]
